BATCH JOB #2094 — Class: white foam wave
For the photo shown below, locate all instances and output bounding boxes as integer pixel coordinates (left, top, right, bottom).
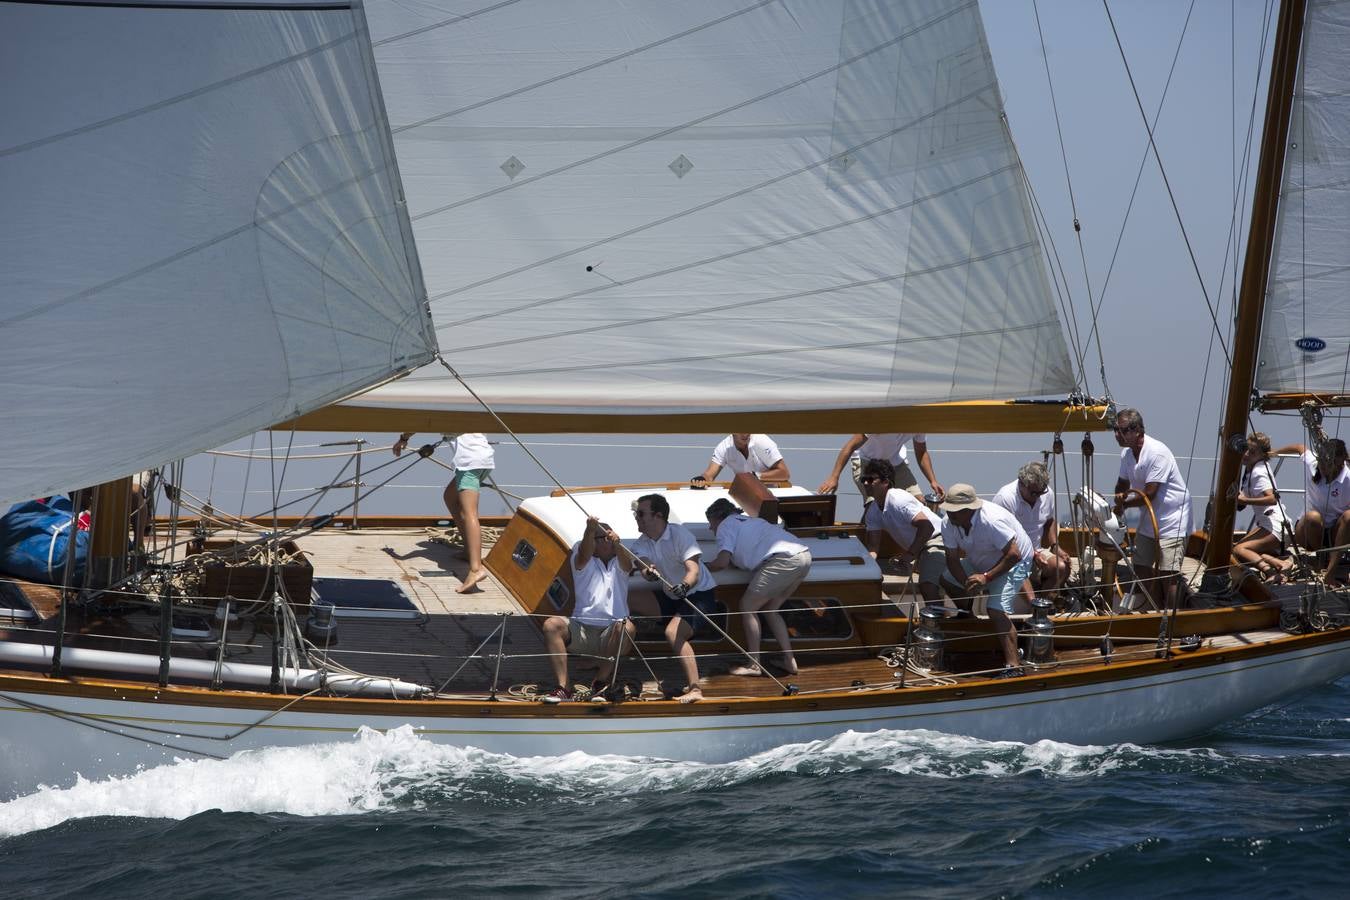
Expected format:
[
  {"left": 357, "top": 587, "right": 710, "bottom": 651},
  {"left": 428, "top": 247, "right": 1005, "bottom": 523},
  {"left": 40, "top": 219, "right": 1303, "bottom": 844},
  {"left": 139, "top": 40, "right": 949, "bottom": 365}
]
[{"left": 0, "top": 725, "right": 1217, "bottom": 838}]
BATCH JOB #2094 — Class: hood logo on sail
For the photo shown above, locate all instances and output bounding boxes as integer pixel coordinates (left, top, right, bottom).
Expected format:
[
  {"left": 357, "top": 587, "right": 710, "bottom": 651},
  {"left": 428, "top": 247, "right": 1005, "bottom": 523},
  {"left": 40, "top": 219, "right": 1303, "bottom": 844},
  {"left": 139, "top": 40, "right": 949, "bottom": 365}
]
[{"left": 1296, "top": 337, "right": 1327, "bottom": 353}]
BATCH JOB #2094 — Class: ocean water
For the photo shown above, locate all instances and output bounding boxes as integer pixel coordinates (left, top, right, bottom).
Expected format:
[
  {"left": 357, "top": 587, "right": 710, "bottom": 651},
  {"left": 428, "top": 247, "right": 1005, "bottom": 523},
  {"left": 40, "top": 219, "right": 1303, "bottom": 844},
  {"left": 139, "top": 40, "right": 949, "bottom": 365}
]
[{"left": 1, "top": 678, "right": 1347, "bottom": 899}]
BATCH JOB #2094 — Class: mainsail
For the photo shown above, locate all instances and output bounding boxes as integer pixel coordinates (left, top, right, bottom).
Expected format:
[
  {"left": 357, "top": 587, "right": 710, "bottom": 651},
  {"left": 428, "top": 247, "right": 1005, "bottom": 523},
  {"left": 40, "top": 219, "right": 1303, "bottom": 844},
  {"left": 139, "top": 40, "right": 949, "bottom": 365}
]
[
  {"left": 349, "top": 0, "right": 1077, "bottom": 425},
  {"left": 1257, "top": 0, "right": 1350, "bottom": 395},
  {"left": 0, "top": 0, "right": 436, "bottom": 506}
]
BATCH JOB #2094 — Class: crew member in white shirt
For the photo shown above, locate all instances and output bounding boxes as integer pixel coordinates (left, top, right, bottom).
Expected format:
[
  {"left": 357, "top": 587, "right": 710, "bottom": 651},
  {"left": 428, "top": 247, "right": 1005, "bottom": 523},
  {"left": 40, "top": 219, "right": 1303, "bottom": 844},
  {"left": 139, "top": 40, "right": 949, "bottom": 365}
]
[
  {"left": 1231, "top": 432, "right": 1293, "bottom": 582},
  {"left": 1111, "top": 408, "right": 1193, "bottom": 613},
  {"left": 705, "top": 497, "right": 810, "bottom": 677},
  {"left": 632, "top": 493, "right": 720, "bottom": 703},
  {"left": 991, "top": 461, "right": 1070, "bottom": 597},
  {"left": 860, "top": 459, "right": 949, "bottom": 607},
  {"left": 539, "top": 517, "right": 636, "bottom": 703},
  {"left": 393, "top": 432, "right": 495, "bottom": 593},
  {"left": 692, "top": 433, "right": 790, "bottom": 485},
  {"left": 941, "top": 483, "right": 1034, "bottom": 678},
  {"left": 817, "top": 433, "right": 944, "bottom": 506},
  {"left": 1273, "top": 436, "right": 1350, "bottom": 586}
]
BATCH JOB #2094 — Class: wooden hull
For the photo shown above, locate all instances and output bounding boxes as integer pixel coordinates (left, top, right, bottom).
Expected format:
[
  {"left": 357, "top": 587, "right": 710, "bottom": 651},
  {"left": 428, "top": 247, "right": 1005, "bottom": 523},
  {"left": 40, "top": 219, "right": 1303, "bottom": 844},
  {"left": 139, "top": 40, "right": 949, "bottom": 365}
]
[{"left": 2, "top": 626, "right": 1348, "bottom": 800}]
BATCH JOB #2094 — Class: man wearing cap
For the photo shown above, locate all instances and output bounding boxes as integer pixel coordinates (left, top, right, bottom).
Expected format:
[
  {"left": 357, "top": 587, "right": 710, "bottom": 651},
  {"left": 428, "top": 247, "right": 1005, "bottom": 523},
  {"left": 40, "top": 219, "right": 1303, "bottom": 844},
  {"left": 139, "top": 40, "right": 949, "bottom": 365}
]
[
  {"left": 941, "top": 483, "right": 1034, "bottom": 678},
  {"left": 861, "top": 458, "right": 949, "bottom": 607},
  {"left": 991, "top": 461, "right": 1070, "bottom": 597},
  {"left": 1111, "top": 408, "right": 1193, "bottom": 612},
  {"left": 539, "top": 516, "right": 636, "bottom": 703},
  {"left": 817, "top": 433, "right": 944, "bottom": 507}
]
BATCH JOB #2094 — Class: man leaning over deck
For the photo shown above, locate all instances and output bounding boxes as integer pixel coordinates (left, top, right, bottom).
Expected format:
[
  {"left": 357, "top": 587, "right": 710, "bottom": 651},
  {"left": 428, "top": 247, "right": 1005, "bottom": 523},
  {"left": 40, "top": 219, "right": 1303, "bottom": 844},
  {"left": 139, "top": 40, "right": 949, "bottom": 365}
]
[
  {"left": 539, "top": 517, "right": 636, "bottom": 703},
  {"left": 632, "top": 493, "right": 720, "bottom": 703},
  {"left": 941, "top": 483, "right": 1034, "bottom": 679},
  {"left": 1112, "top": 407, "right": 1193, "bottom": 614},
  {"left": 692, "top": 433, "right": 790, "bottom": 486}
]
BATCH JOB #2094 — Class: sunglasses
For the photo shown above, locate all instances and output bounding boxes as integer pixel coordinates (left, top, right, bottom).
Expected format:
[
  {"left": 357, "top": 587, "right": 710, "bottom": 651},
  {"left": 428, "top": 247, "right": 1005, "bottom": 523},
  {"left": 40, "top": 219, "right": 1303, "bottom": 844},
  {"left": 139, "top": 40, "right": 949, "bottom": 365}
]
[
  {"left": 1113, "top": 425, "right": 1136, "bottom": 434},
  {"left": 860, "top": 475, "right": 884, "bottom": 485}
]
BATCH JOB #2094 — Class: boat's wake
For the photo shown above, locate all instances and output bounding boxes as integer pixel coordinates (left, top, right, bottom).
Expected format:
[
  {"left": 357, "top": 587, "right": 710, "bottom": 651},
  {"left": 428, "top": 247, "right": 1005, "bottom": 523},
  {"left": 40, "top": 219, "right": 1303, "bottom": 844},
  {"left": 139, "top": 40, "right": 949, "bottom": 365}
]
[{"left": 0, "top": 725, "right": 1241, "bottom": 838}]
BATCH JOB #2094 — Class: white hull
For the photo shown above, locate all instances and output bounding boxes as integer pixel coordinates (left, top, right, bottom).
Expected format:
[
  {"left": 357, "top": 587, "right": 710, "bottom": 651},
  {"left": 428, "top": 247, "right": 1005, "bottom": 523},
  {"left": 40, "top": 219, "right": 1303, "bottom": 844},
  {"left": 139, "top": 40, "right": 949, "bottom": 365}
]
[{"left": 3, "top": 636, "right": 1348, "bottom": 799}]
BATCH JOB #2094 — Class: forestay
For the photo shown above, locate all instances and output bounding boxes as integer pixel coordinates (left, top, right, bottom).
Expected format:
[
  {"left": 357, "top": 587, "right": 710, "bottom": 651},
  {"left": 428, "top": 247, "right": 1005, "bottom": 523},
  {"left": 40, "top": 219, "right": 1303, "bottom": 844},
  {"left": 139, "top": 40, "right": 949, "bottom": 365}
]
[
  {"left": 357, "top": 0, "right": 1076, "bottom": 421},
  {"left": 0, "top": 1, "right": 435, "bottom": 506},
  {"left": 1257, "top": 0, "right": 1350, "bottom": 394}
]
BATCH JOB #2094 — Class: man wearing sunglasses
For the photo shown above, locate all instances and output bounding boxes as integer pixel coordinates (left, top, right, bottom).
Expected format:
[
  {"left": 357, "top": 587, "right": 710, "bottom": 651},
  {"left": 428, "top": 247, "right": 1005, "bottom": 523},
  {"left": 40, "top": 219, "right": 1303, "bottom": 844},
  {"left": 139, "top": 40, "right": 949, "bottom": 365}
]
[
  {"left": 860, "top": 459, "right": 950, "bottom": 607},
  {"left": 1112, "top": 408, "right": 1193, "bottom": 613},
  {"left": 991, "top": 461, "right": 1070, "bottom": 599}
]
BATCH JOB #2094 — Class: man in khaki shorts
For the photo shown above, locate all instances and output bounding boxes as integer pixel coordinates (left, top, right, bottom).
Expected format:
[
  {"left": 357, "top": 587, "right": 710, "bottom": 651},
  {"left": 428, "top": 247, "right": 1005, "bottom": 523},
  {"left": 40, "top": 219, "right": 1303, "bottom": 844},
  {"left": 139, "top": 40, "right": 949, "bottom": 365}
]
[
  {"left": 540, "top": 517, "right": 636, "bottom": 702},
  {"left": 705, "top": 498, "right": 811, "bottom": 677},
  {"left": 1112, "top": 408, "right": 1193, "bottom": 613}
]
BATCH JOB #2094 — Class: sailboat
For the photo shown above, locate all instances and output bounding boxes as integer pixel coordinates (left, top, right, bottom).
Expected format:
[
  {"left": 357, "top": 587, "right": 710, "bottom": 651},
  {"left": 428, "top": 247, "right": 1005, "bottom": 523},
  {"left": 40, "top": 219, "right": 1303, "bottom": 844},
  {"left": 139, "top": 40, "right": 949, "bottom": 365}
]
[{"left": 0, "top": 0, "right": 1347, "bottom": 800}]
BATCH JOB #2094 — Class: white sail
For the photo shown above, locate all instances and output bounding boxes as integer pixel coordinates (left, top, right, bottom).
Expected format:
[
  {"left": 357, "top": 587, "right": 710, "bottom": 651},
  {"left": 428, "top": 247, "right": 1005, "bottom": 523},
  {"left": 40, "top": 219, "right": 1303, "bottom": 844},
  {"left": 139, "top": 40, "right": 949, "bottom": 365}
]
[
  {"left": 0, "top": 1, "right": 436, "bottom": 506},
  {"left": 1257, "top": 0, "right": 1350, "bottom": 394},
  {"left": 356, "top": 0, "right": 1076, "bottom": 421}
]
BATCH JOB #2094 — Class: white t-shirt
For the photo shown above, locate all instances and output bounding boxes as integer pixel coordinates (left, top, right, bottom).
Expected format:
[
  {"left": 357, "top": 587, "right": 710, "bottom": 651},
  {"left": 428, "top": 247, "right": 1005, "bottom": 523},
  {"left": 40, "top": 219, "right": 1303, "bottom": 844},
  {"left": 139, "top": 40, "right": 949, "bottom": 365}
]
[
  {"left": 1243, "top": 460, "right": 1289, "bottom": 535},
  {"left": 990, "top": 479, "right": 1055, "bottom": 546},
  {"left": 632, "top": 521, "right": 717, "bottom": 597},
  {"left": 1118, "top": 435, "right": 1192, "bottom": 540},
  {"left": 715, "top": 515, "right": 808, "bottom": 571},
  {"left": 711, "top": 434, "right": 783, "bottom": 475},
  {"left": 1301, "top": 449, "right": 1350, "bottom": 520},
  {"left": 570, "top": 546, "right": 629, "bottom": 627},
  {"left": 447, "top": 433, "right": 494, "bottom": 471},
  {"left": 855, "top": 433, "right": 925, "bottom": 465},
  {"left": 863, "top": 488, "right": 941, "bottom": 548},
  {"left": 941, "top": 502, "right": 1033, "bottom": 572}
]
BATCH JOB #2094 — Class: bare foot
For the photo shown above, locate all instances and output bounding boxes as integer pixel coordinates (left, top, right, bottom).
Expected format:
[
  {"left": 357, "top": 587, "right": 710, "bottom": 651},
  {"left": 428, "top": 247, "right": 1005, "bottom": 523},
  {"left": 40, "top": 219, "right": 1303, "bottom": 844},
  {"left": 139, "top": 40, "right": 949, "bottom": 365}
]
[
  {"left": 457, "top": 568, "right": 489, "bottom": 593},
  {"left": 729, "top": 664, "right": 763, "bottom": 677},
  {"left": 675, "top": 685, "right": 703, "bottom": 704}
]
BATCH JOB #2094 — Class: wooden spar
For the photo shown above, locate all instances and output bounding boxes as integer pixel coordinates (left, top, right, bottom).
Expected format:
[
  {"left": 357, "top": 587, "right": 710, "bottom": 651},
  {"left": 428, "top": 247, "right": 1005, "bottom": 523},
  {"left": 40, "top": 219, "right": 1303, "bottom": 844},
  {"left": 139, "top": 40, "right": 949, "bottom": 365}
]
[
  {"left": 1257, "top": 392, "right": 1350, "bottom": 411},
  {"left": 278, "top": 399, "right": 1110, "bottom": 435},
  {"left": 1206, "top": 0, "right": 1307, "bottom": 570}
]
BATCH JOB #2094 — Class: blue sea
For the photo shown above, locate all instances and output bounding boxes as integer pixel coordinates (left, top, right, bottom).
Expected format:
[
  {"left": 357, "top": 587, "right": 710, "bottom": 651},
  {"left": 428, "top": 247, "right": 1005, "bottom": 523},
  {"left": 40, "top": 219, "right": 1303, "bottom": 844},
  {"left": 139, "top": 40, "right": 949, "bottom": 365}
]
[{"left": 1, "top": 677, "right": 1347, "bottom": 899}]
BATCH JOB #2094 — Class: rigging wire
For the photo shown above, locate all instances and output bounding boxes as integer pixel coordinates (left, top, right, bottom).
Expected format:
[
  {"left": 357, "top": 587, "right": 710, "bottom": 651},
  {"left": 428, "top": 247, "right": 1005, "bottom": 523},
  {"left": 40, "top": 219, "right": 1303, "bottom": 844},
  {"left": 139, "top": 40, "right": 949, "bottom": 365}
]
[
  {"left": 1031, "top": 0, "right": 1104, "bottom": 399},
  {"left": 1102, "top": 0, "right": 1232, "bottom": 367}
]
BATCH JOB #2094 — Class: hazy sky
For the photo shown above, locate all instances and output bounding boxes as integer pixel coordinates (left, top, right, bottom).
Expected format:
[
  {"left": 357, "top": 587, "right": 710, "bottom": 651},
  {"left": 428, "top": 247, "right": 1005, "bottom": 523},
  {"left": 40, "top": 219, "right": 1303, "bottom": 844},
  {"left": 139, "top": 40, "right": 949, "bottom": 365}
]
[{"left": 184, "top": 0, "right": 1308, "bottom": 526}]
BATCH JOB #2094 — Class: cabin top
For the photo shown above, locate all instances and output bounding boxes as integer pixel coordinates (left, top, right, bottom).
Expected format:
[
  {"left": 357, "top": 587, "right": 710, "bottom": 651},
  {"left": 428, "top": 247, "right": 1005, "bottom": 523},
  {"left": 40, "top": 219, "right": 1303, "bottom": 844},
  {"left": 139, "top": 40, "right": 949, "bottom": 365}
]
[
  {"left": 516, "top": 486, "right": 880, "bottom": 586},
  {"left": 518, "top": 485, "right": 814, "bottom": 544}
]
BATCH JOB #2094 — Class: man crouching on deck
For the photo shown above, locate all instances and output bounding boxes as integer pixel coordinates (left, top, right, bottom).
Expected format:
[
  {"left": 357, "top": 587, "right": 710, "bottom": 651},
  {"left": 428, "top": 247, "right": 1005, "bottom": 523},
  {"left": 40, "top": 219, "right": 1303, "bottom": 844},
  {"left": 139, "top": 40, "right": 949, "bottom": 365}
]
[
  {"left": 540, "top": 517, "right": 636, "bottom": 703},
  {"left": 940, "top": 483, "right": 1034, "bottom": 679}
]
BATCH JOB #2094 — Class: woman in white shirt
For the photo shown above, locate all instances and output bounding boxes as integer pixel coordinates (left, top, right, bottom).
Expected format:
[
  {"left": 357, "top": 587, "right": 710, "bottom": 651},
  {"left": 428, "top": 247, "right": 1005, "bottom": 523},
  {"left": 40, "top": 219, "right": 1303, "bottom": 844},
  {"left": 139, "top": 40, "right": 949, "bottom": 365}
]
[
  {"left": 1231, "top": 433, "right": 1292, "bottom": 582},
  {"left": 394, "top": 432, "right": 495, "bottom": 593}
]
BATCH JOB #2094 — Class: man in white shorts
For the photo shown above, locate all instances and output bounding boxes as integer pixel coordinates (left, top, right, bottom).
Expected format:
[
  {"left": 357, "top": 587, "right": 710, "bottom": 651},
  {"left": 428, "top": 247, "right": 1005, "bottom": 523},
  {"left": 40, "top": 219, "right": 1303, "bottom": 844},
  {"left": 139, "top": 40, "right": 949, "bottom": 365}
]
[
  {"left": 539, "top": 517, "right": 636, "bottom": 703},
  {"left": 1112, "top": 408, "right": 1193, "bottom": 612},
  {"left": 991, "top": 461, "right": 1070, "bottom": 598},
  {"left": 692, "top": 433, "right": 790, "bottom": 485},
  {"left": 860, "top": 458, "right": 950, "bottom": 607},
  {"left": 705, "top": 497, "right": 810, "bottom": 677},
  {"left": 817, "top": 433, "right": 944, "bottom": 507},
  {"left": 941, "top": 483, "right": 1034, "bottom": 678}
]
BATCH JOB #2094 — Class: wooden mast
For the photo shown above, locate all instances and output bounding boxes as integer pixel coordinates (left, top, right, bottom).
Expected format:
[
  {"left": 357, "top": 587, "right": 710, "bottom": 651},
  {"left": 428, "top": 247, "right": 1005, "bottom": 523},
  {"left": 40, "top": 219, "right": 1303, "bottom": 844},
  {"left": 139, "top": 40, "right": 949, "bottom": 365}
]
[{"left": 1205, "top": 0, "right": 1307, "bottom": 569}]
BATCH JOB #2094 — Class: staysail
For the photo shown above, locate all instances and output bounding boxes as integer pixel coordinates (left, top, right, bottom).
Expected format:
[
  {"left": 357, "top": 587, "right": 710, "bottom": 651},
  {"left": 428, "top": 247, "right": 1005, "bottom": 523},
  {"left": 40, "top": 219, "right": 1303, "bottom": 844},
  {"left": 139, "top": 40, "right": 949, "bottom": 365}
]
[
  {"left": 343, "top": 0, "right": 1077, "bottom": 428},
  {"left": 0, "top": 1, "right": 436, "bottom": 506},
  {"left": 1256, "top": 0, "right": 1350, "bottom": 395}
]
